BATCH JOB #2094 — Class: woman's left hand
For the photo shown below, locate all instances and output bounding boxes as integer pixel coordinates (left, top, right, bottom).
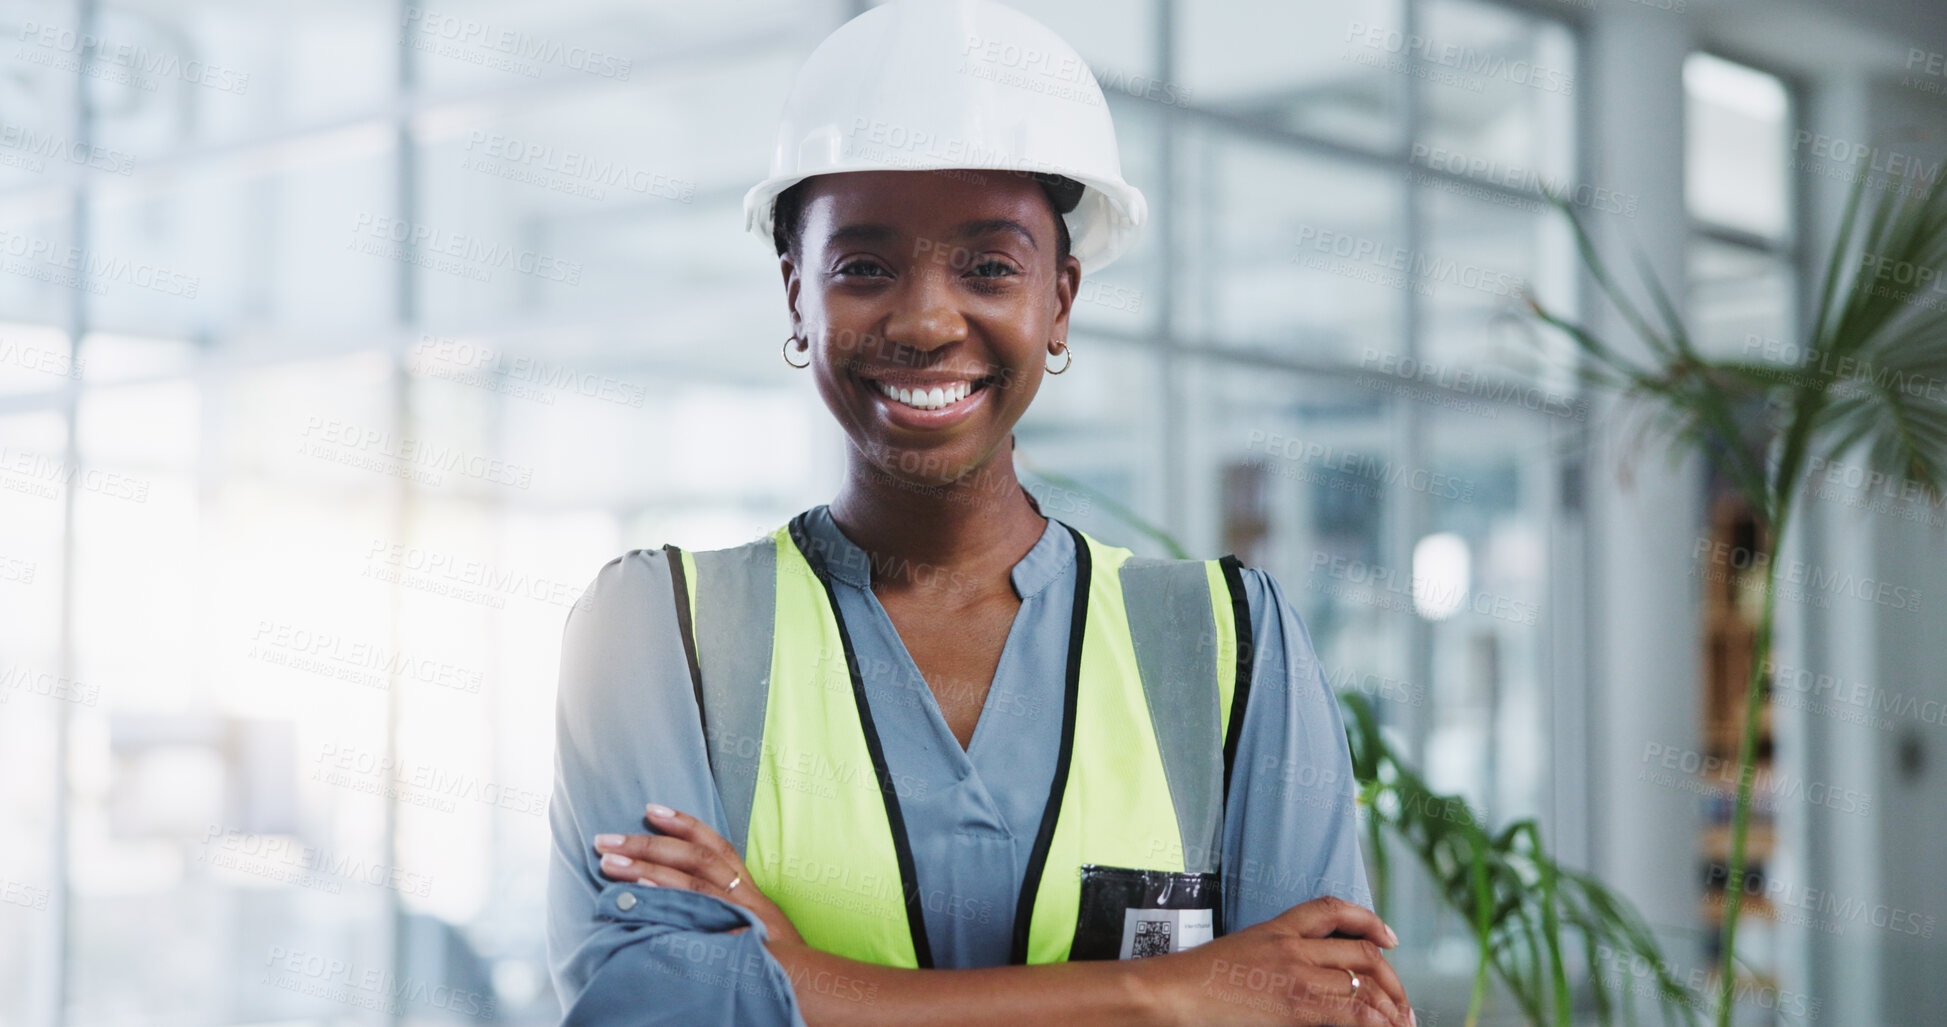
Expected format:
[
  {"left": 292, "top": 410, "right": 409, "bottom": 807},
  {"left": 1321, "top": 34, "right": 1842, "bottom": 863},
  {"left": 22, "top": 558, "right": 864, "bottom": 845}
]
[{"left": 594, "top": 803, "right": 803, "bottom": 946}]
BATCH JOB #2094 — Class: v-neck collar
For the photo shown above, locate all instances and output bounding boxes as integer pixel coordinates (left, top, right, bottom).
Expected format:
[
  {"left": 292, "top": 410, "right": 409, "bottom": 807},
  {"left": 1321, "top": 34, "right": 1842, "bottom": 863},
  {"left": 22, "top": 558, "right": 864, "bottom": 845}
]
[
  {"left": 796, "top": 502, "right": 1070, "bottom": 600},
  {"left": 792, "top": 502, "right": 1074, "bottom": 774},
  {"left": 784, "top": 504, "right": 1094, "bottom": 968}
]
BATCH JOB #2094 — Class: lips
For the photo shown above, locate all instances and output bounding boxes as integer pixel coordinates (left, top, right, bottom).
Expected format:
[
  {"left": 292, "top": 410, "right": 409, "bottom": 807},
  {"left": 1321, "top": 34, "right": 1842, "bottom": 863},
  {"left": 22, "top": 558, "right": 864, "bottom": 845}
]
[{"left": 855, "top": 370, "right": 997, "bottom": 430}]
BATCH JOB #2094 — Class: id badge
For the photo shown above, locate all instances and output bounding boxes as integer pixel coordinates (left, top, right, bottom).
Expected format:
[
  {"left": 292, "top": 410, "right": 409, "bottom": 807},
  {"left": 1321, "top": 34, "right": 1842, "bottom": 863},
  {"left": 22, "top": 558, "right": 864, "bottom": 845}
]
[{"left": 1069, "top": 863, "right": 1221, "bottom": 961}]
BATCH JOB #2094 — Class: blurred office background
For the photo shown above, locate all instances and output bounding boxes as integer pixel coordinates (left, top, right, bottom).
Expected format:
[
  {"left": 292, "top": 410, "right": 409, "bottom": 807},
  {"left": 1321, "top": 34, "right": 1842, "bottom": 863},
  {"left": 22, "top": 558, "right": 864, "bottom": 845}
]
[{"left": 1, "top": 0, "right": 1943, "bottom": 1023}]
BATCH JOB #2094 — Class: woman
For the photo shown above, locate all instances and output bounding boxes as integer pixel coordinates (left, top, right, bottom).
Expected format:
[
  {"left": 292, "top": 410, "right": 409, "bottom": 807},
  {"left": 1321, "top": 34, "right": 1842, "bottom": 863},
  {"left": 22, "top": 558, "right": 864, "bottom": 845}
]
[{"left": 546, "top": 2, "right": 1413, "bottom": 1024}]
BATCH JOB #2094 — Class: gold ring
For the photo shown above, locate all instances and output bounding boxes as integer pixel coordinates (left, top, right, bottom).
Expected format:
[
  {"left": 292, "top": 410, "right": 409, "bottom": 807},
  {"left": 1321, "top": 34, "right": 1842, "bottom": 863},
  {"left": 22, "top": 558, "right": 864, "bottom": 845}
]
[
  {"left": 726, "top": 873, "right": 741, "bottom": 893},
  {"left": 1346, "top": 968, "right": 1361, "bottom": 993}
]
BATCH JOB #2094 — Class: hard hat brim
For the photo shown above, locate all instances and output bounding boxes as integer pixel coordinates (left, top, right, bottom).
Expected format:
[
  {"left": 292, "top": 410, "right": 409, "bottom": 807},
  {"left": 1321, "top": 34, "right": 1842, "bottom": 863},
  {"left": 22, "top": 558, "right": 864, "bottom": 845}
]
[{"left": 743, "top": 166, "right": 1147, "bottom": 277}]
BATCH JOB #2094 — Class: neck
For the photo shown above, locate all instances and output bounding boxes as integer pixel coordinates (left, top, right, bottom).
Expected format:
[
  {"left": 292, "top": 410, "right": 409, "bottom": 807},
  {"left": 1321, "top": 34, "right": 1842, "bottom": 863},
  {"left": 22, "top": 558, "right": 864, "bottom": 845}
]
[{"left": 827, "top": 438, "right": 1049, "bottom": 599}]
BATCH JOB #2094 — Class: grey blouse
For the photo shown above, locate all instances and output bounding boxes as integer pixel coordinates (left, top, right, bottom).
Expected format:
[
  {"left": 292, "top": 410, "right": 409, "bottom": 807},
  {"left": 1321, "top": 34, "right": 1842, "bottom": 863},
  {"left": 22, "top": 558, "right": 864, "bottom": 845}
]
[{"left": 545, "top": 504, "right": 1371, "bottom": 1025}]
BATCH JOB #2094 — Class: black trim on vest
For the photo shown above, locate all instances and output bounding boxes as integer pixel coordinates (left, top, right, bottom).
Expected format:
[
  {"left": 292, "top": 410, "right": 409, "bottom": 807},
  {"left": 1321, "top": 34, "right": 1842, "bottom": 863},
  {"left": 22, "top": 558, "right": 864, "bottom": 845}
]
[
  {"left": 1217, "top": 554, "right": 1255, "bottom": 804},
  {"left": 662, "top": 544, "right": 712, "bottom": 775},
  {"left": 1008, "top": 522, "right": 1090, "bottom": 965},
  {"left": 787, "top": 512, "right": 936, "bottom": 970}
]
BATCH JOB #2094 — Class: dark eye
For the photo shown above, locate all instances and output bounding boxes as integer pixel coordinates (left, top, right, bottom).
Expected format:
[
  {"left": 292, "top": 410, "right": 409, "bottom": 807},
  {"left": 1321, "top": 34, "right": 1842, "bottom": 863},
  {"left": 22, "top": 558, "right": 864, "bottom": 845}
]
[
  {"left": 968, "top": 259, "right": 1017, "bottom": 279},
  {"left": 836, "top": 259, "right": 888, "bottom": 278}
]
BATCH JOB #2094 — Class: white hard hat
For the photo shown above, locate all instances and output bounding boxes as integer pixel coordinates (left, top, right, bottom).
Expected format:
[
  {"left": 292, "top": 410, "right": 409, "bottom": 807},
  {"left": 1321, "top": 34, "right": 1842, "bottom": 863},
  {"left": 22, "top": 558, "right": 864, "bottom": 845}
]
[{"left": 743, "top": 0, "right": 1148, "bottom": 276}]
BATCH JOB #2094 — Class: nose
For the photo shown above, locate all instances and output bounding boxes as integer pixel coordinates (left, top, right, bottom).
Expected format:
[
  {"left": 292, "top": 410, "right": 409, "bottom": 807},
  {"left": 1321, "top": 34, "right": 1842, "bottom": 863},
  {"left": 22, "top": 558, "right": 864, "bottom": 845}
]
[{"left": 881, "top": 261, "right": 967, "bottom": 356}]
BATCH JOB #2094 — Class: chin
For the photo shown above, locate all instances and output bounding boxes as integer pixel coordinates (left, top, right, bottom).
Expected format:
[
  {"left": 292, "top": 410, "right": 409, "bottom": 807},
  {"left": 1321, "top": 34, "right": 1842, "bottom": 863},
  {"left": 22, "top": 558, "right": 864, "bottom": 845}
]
[{"left": 855, "top": 437, "right": 1007, "bottom": 501}]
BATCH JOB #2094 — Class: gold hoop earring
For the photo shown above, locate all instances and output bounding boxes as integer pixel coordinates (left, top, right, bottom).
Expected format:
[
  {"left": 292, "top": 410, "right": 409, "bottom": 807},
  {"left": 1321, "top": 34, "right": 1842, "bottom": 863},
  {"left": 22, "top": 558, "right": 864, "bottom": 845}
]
[
  {"left": 782, "top": 335, "right": 810, "bottom": 369},
  {"left": 1046, "top": 340, "right": 1072, "bottom": 375}
]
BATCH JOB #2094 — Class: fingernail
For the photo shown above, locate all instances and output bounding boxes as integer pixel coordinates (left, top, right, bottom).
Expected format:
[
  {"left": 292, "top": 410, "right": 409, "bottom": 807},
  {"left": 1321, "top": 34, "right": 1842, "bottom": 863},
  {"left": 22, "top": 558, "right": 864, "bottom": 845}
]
[
  {"left": 601, "top": 852, "right": 633, "bottom": 869},
  {"left": 1386, "top": 924, "right": 1401, "bottom": 947},
  {"left": 646, "top": 803, "right": 675, "bottom": 820},
  {"left": 1409, "top": 1011, "right": 1418, "bottom": 1027},
  {"left": 593, "top": 834, "right": 624, "bottom": 849}
]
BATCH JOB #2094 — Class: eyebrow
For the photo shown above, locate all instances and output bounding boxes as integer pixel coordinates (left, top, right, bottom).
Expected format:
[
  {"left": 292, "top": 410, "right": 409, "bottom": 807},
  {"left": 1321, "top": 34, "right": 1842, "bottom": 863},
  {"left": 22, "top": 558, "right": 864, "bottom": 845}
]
[
  {"left": 828, "top": 223, "right": 899, "bottom": 247},
  {"left": 954, "top": 218, "right": 1038, "bottom": 250},
  {"left": 826, "top": 218, "right": 1039, "bottom": 250}
]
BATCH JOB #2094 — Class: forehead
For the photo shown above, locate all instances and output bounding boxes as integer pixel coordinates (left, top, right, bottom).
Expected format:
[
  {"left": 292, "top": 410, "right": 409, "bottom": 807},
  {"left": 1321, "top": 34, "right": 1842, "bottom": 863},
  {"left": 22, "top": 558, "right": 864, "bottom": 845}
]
[{"left": 798, "top": 170, "right": 1055, "bottom": 242}]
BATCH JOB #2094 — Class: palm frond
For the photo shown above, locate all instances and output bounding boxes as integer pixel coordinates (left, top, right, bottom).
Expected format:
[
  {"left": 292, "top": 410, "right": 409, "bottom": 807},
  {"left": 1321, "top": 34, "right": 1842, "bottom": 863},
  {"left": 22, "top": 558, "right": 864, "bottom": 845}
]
[
  {"left": 1808, "top": 170, "right": 1874, "bottom": 347},
  {"left": 1543, "top": 189, "right": 1683, "bottom": 367},
  {"left": 1338, "top": 692, "right": 1706, "bottom": 1024},
  {"left": 1528, "top": 129, "right": 1947, "bottom": 1027}
]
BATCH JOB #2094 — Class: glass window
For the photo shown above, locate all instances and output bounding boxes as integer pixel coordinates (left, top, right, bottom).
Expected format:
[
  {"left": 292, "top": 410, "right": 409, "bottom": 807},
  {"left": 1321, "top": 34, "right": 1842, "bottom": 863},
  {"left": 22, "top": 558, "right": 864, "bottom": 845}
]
[
  {"left": 1419, "top": 403, "right": 1555, "bottom": 825},
  {"left": 1184, "top": 361, "right": 1415, "bottom": 702},
  {"left": 1177, "top": 0, "right": 1409, "bottom": 153},
  {"left": 1416, "top": 0, "right": 1576, "bottom": 181},
  {"left": 1176, "top": 122, "right": 1404, "bottom": 358},
  {"left": 0, "top": 405, "right": 68, "bottom": 1027},
  {"left": 1688, "top": 236, "right": 1798, "bottom": 359},
  {"left": 415, "top": 48, "right": 804, "bottom": 327},
  {"left": 73, "top": 0, "right": 398, "bottom": 155},
  {"left": 0, "top": 195, "right": 81, "bottom": 326},
  {"left": 1685, "top": 52, "right": 1793, "bottom": 242},
  {"left": 1014, "top": 343, "right": 1168, "bottom": 536},
  {"left": 1417, "top": 183, "right": 1577, "bottom": 378},
  {"left": 0, "top": 323, "right": 79, "bottom": 398}
]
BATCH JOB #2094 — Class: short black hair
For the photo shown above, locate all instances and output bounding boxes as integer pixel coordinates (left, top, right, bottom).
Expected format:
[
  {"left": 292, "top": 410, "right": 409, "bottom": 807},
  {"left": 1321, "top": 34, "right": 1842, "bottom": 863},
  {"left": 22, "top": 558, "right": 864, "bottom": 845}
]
[{"left": 772, "top": 171, "right": 1083, "bottom": 269}]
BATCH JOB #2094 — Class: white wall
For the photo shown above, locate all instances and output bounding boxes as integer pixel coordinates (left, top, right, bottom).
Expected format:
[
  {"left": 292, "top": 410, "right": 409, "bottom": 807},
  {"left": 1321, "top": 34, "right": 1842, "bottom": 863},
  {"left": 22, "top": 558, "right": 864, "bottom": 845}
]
[{"left": 1581, "top": 0, "right": 1709, "bottom": 977}]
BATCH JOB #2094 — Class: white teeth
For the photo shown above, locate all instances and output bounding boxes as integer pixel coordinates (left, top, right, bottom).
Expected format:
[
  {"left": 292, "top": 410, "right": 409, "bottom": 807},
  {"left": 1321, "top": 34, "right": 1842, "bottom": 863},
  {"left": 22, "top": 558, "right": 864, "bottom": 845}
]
[{"left": 875, "top": 379, "right": 977, "bottom": 411}]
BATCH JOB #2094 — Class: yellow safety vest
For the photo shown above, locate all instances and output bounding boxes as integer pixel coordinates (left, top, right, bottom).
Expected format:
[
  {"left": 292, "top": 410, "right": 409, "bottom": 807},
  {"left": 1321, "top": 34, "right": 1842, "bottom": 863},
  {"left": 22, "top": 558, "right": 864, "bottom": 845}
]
[{"left": 661, "top": 511, "right": 1255, "bottom": 967}]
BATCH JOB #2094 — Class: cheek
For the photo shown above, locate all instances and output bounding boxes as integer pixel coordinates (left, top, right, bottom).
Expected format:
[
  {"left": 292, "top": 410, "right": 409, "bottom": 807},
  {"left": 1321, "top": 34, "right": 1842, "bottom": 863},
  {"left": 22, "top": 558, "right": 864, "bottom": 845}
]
[
  {"left": 811, "top": 304, "right": 886, "bottom": 361},
  {"left": 812, "top": 368, "right": 858, "bottom": 416},
  {"left": 989, "top": 364, "right": 1041, "bottom": 412}
]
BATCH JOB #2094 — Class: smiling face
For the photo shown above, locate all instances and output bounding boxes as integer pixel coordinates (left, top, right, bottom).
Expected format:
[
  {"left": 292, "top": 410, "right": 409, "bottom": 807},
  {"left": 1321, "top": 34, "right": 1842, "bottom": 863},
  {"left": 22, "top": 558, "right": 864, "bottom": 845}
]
[{"left": 780, "top": 169, "right": 1081, "bottom": 493}]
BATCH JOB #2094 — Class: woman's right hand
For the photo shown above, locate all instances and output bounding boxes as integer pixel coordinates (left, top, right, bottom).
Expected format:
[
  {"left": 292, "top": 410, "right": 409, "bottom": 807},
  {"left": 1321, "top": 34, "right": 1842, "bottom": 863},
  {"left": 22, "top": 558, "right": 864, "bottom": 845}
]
[{"left": 1136, "top": 896, "right": 1414, "bottom": 1026}]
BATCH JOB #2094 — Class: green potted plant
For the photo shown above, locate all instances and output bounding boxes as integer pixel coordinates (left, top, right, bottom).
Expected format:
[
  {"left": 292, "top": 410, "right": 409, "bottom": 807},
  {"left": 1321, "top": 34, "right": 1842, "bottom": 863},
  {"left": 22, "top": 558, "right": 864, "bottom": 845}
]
[{"left": 1525, "top": 167, "right": 1947, "bottom": 1026}]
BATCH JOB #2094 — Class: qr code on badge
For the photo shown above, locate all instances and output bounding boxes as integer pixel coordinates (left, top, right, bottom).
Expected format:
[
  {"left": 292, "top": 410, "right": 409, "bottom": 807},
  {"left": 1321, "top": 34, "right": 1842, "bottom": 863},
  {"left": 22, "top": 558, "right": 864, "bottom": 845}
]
[{"left": 1131, "top": 918, "right": 1173, "bottom": 957}]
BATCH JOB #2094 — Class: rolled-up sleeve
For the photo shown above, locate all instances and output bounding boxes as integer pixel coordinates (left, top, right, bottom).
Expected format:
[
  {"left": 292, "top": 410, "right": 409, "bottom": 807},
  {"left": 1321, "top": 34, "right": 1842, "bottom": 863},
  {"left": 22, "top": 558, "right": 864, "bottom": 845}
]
[
  {"left": 546, "top": 549, "right": 806, "bottom": 1026},
  {"left": 1221, "top": 565, "right": 1373, "bottom": 934}
]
